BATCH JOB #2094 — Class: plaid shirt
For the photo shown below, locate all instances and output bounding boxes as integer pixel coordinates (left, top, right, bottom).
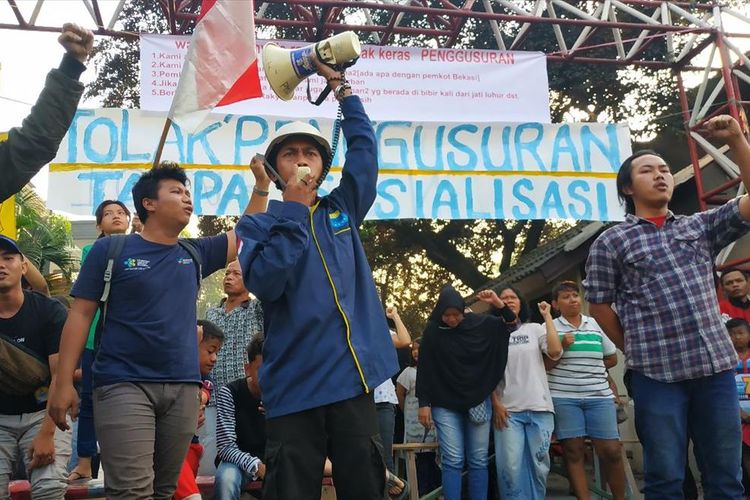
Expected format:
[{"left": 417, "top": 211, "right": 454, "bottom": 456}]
[
  {"left": 584, "top": 199, "right": 750, "bottom": 382},
  {"left": 206, "top": 298, "right": 263, "bottom": 405}
]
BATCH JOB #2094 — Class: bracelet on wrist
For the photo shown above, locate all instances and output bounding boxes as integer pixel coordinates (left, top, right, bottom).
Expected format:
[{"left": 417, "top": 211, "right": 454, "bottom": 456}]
[
  {"left": 334, "top": 82, "right": 352, "bottom": 101},
  {"left": 253, "top": 186, "right": 269, "bottom": 196}
]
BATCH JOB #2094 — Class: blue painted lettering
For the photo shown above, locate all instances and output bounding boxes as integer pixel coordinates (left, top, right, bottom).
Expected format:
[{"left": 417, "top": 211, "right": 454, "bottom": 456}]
[
  {"left": 582, "top": 124, "right": 621, "bottom": 172},
  {"left": 78, "top": 171, "right": 123, "bottom": 211},
  {"left": 376, "top": 121, "right": 411, "bottom": 169},
  {"left": 550, "top": 125, "right": 580, "bottom": 171},
  {"left": 481, "top": 126, "right": 512, "bottom": 171},
  {"left": 431, "top": 180, "right": 459, "bottom": 218},
  {"left": 514, "top": 123, "right": 545, "bottom": 171},
  {"left": 567, "top": 180, "right": 592, "bottom": 219},
  {"left": 596, "top": 182, "right": 610, "bottom": 220},
  {"left": 465, "top": 178, "right": 490, "bottom": 218},
  {"left": 493, "top": 178, "right": 505, "bottom": 218},
  {"left": 116, "top": 173, "right": 140, "bottom": 207},
  {"left": 234, "top": 116, "right": 268, "bottom": 164},
  {"left": 120, "top": 110, "right": 150, "bottom": 162},
  {"left": 540, "top": 181, "right": 565, "bottom": 219},
  {"left": 413, "top": 125, "right": 444, "bottom": 170},
  {"left": 415, "top": 179, "right": 424, "bottom": 218},
  {"left": 511, "top": 178, "right": 537, "bottom": 218},
  {"left": 217, "top": 174, "right": 249, "bottom": 215},
  {"left": 187, "top": 122, "right": 223, "bottom": 164},
  {"left": 83, "top": 117, "right": 118, "bottom": 163},
  {"left": 374, "top": 179, "right": 405, "bottom": 218},
  {"left": 67, "top": 110, "right": 94, "bottom": 162},
  {"left": 193, "top": 170, "right": 223, "bottom": 214},
  {"left": 447, "top": 124, "right": 478, "bottom": 170}
]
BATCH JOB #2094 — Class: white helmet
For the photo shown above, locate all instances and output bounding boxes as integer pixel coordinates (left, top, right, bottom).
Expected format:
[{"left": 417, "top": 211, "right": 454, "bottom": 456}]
[{"left": 264, "top": 121, "right": 332, "bottom": 170}]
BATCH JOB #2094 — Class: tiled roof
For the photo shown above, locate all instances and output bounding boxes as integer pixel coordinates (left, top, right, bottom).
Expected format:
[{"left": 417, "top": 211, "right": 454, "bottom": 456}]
[{"left": 469, "top": 221, "right": 613, "bottom": 301}]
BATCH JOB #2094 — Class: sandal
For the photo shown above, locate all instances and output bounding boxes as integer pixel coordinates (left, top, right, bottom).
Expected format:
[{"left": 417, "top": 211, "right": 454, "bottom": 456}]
[
  {"left": 66, "top": 471, "right": 92, "bottom": 484},
  {"left": 385, "top": 470, "right": 409, "bottom": 500}
]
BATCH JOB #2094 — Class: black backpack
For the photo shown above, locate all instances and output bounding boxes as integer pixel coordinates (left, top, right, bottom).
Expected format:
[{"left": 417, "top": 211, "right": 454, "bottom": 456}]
[{"left": 97, "top": 234, "right": 202, "bottom": 337}]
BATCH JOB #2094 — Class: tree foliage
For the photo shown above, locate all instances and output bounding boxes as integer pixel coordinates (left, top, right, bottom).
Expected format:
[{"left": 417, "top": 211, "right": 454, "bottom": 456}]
[{"left": 15, "top": 187, "right": 77, "bottom": 293}]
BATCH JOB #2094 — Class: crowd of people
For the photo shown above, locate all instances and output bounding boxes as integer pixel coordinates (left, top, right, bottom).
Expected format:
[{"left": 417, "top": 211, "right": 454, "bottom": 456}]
[{"left": 2, "top": 19, "right": 750, "bottom": 500}]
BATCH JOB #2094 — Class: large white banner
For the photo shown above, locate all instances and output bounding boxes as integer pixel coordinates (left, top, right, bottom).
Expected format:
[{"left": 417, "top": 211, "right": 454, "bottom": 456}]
[
  {"left": 140, "top": 34, "right": 551, "bottom": 123},
  {"left": 48, "top": 109, "right": 629, "bottom": 221}
]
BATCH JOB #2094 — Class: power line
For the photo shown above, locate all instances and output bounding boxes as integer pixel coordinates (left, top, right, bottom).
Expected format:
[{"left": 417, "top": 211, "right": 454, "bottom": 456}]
[{"left": 0, "top": 95, "right": 33, "bottom": 106}]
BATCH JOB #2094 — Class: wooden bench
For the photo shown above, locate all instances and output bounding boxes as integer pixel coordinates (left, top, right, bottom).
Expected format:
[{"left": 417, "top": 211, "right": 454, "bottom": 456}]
[
  {"left": 393, "top": 442, "right": 440, "bottom": 500},
  {"left": 394, "top": 439, "right": 642, "bottom": 500}
]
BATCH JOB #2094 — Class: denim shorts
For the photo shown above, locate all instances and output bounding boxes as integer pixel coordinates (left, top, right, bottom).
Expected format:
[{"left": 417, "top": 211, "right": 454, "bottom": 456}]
[{"left": 552, "top": 397, "right": 620, "bottom": 441}]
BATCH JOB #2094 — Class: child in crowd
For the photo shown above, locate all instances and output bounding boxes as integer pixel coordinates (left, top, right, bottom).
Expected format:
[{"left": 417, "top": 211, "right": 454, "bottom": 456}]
[
  {"left": 173, "top": 320, "right": 224, "bottom": 500},
  {"left": 396, "top": 338, "right": 441, "bottom": 496},
  {"left": 548, "top": 281, "right": 625, "bottom": 500},
  {"left": 728, "top": 318, "right": 750, "bottom": 486}
]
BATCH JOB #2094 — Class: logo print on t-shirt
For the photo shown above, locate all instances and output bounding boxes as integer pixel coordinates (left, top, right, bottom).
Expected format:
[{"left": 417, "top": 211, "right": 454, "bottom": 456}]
[
  {"left": 177, "top": 257, "right": 193, "bottom": 265},
  {"left": 509, "top": 334, "right": 530, "bottom": 345},
  {"left": 123, "top": 258, "right": 151, "bottom": 271}
]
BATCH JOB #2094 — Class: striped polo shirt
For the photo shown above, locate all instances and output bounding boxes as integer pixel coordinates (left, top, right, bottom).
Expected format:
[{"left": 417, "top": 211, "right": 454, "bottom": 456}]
[{"left": 548, "top": 314, "right": 617, "bottom": 399}]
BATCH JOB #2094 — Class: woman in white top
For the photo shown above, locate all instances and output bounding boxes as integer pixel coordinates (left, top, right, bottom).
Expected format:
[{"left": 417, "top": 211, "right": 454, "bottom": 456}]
[{"left": 492, "top": 286, "right": 563, "bottom": 500}]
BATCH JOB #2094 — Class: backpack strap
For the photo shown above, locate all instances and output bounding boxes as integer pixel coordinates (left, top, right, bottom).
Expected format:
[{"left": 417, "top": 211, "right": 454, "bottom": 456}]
[
  {"left": 99, "top": 234, "right": 128, "bottom": 327},
  {"left": 178, "top": 239, "right": 203, "bottom": 292}
]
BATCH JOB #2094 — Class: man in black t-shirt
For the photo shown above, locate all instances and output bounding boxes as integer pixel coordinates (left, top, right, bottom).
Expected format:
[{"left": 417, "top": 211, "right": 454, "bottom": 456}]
[{"left": 0, "top": 235, "right": 69, "bottom": 499}]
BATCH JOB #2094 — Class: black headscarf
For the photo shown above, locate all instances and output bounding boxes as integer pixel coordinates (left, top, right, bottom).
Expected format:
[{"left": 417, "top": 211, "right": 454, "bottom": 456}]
[{"left": 416, "top": 285, "right": 514, "bottom": 411}]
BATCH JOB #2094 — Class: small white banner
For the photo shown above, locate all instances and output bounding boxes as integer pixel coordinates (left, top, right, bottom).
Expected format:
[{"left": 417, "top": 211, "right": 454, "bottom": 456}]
[{"left": 140, "top": 34, "right": 551, "bottom": 124}]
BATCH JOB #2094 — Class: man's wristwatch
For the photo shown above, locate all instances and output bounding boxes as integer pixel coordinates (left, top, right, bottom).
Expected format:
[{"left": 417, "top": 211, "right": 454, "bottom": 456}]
[{"left": 334, "top": 82, "right": 352, "bottom": 101}]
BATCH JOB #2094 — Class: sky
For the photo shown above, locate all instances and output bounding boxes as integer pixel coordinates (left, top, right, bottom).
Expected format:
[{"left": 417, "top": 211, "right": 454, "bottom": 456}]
[
  {"left": 0, "top": 0, "right": 748, "bottom": 213},
  {"left": 0, "top": 1, "right": 119, "bottom": 211}
]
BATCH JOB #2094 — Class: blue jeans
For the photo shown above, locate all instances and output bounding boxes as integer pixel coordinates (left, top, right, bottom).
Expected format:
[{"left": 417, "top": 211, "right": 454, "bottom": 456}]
[
  {"left": 493, "top": 410, "right": 554, "bottom": 500},
  {"left": 631, "top": 370, "right": 743, "bottom": 499},
  {"left": 214, "top": 462, "right": 253, "bottom": 500},
  {"left": 431, "top": 405, "right": 490, "bottom": 500},
  {"left": 552, "top": 397, "right": 619, "bottom": 440},
  {"left": 215, "top": 461, "right": 254, "bottom": 500},
  {"left": 376, "top": 402, "right": 396, "bottom": 471}
]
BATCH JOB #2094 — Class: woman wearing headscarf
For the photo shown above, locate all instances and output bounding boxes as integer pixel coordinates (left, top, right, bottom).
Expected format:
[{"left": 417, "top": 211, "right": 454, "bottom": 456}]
[
  {"left": 492, "top": 285, "right": 563, "bottom": 500},
  {"left": 416, "top": 285, "right": 516, "bottom": 500}
]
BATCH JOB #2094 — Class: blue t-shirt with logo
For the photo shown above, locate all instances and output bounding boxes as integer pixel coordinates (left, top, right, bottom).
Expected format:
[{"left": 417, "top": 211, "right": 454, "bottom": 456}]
[{"left": 71, "top": 234, "right": 228, "bottom": 387}]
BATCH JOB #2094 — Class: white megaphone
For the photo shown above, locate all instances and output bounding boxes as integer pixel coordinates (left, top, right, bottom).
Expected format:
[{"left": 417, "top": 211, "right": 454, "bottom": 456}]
[{"left": 262, "top": 31, "right": 361, "bottom": 101}]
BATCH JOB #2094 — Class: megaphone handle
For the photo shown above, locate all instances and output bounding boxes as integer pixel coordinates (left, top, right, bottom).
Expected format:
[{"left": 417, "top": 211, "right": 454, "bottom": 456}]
[{"left": 254, "top": 154, "right": 287, "bottom": 190}]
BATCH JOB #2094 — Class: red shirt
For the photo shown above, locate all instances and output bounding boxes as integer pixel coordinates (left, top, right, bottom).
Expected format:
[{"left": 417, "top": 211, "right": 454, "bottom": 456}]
[
  {"left": 646, "top": 215, "right": 667, "bottom": 228},
  {"left": 719, "top": 298, "right": 750, "bottom": 323}
]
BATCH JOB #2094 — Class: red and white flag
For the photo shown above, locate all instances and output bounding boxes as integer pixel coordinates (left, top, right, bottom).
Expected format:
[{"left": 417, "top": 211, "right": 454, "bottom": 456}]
[{"left": 168, "top": 0, "right": 262, "bottom": 131}]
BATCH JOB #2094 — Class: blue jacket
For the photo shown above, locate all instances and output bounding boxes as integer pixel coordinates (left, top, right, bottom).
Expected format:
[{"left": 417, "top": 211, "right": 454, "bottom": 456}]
[{"left": 235, "top": 96, "right": 398, "bottom": 418}]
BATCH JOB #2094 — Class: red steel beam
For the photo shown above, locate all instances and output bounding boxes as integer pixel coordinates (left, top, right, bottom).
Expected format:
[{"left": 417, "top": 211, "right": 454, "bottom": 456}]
[
  {"left": 166, "top": 1, "right": 720, "bottom": 34},
  {"left": 677, "top": 71, "right": 708, "bottom": 211},
  {"left": 702, "top": 177, "right": 742, "bottom": 201},
  {"left": 444, "top": 0, "right": 477, "bottom": 48}
]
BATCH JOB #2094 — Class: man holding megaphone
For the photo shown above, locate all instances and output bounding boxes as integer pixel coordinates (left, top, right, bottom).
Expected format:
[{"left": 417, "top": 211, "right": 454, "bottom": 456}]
[{"left": 234, "top": 55, "right": 407, "bottom": 499}]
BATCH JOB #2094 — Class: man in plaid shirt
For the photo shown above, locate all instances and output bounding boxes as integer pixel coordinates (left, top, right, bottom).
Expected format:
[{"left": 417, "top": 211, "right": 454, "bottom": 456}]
[{"left": 585, "top": 115, "right": 750, "bottom": 499}]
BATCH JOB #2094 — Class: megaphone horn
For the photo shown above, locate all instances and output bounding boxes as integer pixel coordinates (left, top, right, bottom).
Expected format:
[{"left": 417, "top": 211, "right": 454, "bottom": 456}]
[{"left": 263, "top": 31, "right": 361, "bottom": 102}]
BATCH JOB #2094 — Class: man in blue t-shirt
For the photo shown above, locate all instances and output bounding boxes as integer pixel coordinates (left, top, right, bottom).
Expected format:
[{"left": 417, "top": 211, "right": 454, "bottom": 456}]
[{"left": 47, "top": 162, "right": 266, "bottom": 499}]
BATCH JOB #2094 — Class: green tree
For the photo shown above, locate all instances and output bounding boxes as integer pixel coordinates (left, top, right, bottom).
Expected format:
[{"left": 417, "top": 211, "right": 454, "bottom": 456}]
[{"left": 15, "top": 187, "right": 77, "bottom": 293}]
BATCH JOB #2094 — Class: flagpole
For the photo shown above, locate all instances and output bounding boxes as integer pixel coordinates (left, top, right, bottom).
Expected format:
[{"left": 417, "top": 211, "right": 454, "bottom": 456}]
[{"left": 153, "top": 118, "right": 172, "bottom": 168}]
